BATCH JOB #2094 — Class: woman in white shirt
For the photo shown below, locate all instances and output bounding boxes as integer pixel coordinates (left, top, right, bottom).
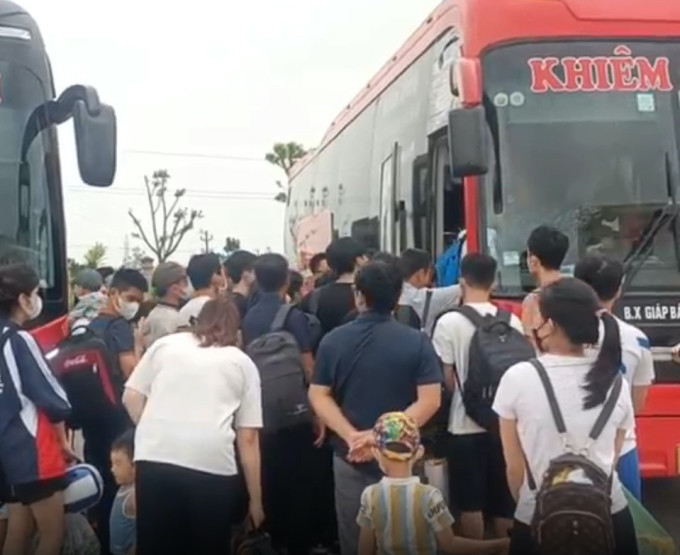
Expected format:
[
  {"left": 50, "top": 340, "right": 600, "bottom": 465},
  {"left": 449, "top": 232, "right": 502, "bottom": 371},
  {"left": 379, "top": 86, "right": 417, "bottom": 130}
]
[
  {"left": 493, "top": 278, "right": 638, "bottom": 555},
  {"left": 123, "top": 297, "right": 264, "bottom": 555}
]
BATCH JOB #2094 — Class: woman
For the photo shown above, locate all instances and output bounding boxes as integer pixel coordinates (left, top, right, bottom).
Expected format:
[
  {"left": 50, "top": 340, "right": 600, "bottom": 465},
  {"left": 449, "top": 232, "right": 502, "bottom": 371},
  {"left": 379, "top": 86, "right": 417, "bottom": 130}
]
[
  {"left": 123, "top": 297, "right": 264, "bottom": 554},
  {"left": 492, "top": 278, "right": 637, "bottom": 555},
  {"left": 0, "top": 263, "right": 74, "bottom": 555}
]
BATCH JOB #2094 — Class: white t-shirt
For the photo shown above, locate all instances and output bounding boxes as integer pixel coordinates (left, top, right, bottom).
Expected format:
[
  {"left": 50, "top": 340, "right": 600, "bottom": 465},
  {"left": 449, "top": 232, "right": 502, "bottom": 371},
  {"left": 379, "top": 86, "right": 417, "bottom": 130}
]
[
  {"left": 177, "top": 295, "right": 212, "bottom": 327},
  {"left": 493, "top": 354, "right": 635, "bottom": 525},
  {"left": 585, "top": 315, "right": 654, "bottom": 455},
  {"left": 126, "top": 332, "right": 262, "bottom": 476},
  {"left": 432, "top": 302, "right": 523, "bottom": 435}
]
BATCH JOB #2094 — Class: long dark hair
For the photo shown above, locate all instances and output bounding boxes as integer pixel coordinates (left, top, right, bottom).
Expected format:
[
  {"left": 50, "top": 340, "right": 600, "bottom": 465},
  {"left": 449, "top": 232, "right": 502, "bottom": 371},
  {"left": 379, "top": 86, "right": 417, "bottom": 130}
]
[
  {"left": 539, "top": 278, "right": 621, "bottom": 409},
  {"left": 0, "top": 263, "right": 39, "bottom": 317}
]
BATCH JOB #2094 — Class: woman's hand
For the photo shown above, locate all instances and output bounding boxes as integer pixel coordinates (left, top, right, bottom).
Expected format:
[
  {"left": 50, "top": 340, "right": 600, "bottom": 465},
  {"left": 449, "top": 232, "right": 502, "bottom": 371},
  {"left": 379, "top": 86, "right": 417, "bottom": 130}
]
[
  {"left": 248, "top": 500, "right": 265, "bottom": 530},
  {"left": 61, "top": 440, "right": 79, "bottom": 464}
]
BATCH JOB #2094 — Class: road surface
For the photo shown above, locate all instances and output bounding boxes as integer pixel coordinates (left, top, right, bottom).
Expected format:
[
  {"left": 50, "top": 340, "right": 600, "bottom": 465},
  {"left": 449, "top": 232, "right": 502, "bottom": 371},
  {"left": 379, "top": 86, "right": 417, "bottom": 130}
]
[{"left": 645, "top": 478, "right": 680, "bottom": 546}]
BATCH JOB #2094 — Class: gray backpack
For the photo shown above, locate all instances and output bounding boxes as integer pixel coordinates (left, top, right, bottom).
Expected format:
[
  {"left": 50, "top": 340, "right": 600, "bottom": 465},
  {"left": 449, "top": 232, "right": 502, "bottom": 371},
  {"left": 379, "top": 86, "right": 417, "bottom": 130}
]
[{"left": 246, "top": 304, "right": 311, "bottom": 433}]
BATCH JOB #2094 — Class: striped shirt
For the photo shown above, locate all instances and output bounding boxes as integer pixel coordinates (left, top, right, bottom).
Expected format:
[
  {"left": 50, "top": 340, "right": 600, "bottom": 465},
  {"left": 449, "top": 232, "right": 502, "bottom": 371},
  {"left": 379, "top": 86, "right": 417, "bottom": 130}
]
[{"left": 357, "top": 476, "right": 454, "bottom": 554}]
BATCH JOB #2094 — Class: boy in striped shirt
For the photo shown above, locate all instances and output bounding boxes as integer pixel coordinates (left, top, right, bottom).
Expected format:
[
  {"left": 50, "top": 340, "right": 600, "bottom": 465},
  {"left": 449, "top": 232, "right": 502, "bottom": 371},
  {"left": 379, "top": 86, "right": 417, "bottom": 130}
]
[{"left": 356, "top": 412, "right": 509, "bottom": 555}]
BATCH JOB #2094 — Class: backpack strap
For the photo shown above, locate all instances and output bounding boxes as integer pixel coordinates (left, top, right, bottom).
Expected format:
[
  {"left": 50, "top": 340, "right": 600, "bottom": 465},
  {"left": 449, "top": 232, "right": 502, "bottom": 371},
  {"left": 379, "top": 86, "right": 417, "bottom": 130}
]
[
  {"left": 270, "top": 304, "right": 295, "bottom": 332},
  {"left": 421, "top": 289, "right": 434, "bottom": 329},
  {"left": 308, "top": 288, "right": 322, "bottom": 316},
  {"left": 453, "top": 305, "right": 487, "bottom": 328},
  {"left": 529, "top": 359, "right": 568, "bottom": 436},
  {"left": 588, "top": 374, "right": 623, "bottom": 442}
]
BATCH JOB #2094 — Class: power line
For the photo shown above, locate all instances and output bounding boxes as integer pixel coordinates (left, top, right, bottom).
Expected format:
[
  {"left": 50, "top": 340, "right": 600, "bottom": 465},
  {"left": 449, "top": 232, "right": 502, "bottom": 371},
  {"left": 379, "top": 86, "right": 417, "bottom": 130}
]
[
  {"left": 65, "top": 188, "right": 276, "bottom": 201},
  {"left": 122, "top": 149, "right": 266, "bottom": 162}
]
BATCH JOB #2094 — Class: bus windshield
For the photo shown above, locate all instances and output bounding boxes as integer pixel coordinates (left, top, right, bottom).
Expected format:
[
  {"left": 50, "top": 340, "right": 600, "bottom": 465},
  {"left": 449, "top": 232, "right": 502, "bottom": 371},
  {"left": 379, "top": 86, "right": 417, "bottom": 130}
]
[
  {"left": 0, "top": 59, "right": 55, "bottom": 286},
  {"left": 481, "top": 41, "right": 680, "bottom": 295}
]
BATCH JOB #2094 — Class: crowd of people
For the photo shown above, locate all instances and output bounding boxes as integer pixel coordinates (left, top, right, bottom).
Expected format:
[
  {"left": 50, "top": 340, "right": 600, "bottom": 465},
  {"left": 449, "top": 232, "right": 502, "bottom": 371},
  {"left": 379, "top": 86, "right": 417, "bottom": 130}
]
[{"left": 0, "top": 224, "right": 658, "bottom": 555}]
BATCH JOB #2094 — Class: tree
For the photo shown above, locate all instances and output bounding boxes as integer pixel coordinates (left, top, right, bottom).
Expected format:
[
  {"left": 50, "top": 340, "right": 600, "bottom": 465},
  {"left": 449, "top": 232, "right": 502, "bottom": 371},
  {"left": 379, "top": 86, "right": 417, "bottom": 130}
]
[
  {"left": 83, "top": 243, "right": 107, "bottom": 269},
  {"left": 128, "top": 170, "right": 203, "bottom": 263},
  {"left": 123, "top": 246, "right": 148, "bottom": 269},
  {"left": 224, "top": 237, "right": 241, "bottom": 256},
  {"left": 265, "top": 142, "right": 308, "bottom": 203}
]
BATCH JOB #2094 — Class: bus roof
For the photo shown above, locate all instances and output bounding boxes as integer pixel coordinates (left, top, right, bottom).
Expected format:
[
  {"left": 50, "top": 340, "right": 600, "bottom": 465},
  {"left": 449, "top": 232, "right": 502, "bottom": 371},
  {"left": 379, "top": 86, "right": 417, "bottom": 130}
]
[{"left": 291, "top": 0, "right": 680, "bottom": 179}]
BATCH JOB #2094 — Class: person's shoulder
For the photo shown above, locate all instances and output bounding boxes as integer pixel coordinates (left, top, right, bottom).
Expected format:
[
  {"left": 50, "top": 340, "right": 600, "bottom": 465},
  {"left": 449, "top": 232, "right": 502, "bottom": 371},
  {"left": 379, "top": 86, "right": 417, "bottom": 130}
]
[
  {"left": 433, "top": 309, "right": 467, "bottom": 330},
  {"left": 504, "top": 359, "right": 536, "bottom": 381},
  {"left": 615, "top": 316, "right": 650, "bottom": 351}
]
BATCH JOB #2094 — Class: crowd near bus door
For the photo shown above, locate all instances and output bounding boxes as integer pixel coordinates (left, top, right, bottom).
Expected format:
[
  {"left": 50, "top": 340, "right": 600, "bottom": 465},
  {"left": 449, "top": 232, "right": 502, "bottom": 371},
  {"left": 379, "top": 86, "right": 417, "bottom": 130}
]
[{"left": 380, "top": 143, "right": 399, "bottom": 252}]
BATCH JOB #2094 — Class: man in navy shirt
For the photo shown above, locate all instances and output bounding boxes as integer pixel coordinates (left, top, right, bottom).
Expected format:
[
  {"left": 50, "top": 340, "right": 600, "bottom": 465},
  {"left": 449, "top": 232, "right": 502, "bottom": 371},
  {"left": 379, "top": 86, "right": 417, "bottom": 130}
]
[
  {"left": 309, "top": 260, "right": 443, "bottom": 555},
  {"left": 242, "top": 253, "right": 317, "bottom": 553}
]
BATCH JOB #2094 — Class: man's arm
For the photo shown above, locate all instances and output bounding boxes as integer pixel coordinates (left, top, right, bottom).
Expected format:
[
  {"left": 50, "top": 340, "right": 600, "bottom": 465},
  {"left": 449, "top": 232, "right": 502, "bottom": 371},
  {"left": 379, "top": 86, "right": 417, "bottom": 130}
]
[
  {"left": 110, "top": 319, "right": 142, "bottom": 379},
  {"left": 308, "top": 385, "right": 356, "bottom": 443},
  {"left": 288, "top": 309, "right": 315, "bottom": 383},
  {"left": 405, "top": 384, "right": 441, "bottom": 427},
  {"left": 122, "top": 388, "right": 147, "bottom": 425}
]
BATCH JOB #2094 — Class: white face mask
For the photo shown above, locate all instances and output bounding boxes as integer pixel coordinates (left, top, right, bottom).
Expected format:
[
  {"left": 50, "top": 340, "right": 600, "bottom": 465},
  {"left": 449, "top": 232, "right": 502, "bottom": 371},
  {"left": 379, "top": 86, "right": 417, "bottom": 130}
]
[
  {"left": 27, "top": 294, "right": 43, "bottom": 320},
  {"left": 119, "top": 301, "right": 140, "bottom": 321}
]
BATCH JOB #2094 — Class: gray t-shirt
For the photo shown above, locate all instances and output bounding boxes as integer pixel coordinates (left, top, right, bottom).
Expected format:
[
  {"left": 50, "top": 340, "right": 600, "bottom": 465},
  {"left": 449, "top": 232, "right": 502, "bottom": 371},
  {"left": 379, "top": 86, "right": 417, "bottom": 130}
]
[
  {"left": 143, "top": 304, "right": 181, "bottom": 348},
  {"left": 398, "top": 282, "right": 461, "bottom": 335}
]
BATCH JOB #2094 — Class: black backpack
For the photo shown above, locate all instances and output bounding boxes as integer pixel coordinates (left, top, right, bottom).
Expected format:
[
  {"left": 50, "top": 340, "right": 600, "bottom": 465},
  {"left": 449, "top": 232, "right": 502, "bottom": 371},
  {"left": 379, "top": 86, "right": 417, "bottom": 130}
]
[
  {"left": 49, "top": 323, "right": 122, "bottom": 429},
  {"left": 453, "top": 306, "right": 534, "bottom": 432},
  {"left": 394, "top": 290, "right": 433, "bottom": 331},
  {"left": 527, "top": 359, "right": 622, "bottom": 555},
  {"left": 245, "top": 304, "right": 312, "bottom": 433}
]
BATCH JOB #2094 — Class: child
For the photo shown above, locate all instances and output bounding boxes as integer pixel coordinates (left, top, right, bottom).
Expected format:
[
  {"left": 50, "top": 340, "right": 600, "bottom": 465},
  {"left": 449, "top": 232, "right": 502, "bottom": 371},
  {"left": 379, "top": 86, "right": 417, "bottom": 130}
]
[
  {"left": 357, "top": 412, "right": 509, "bottom": 555},
  {"left": 109, "top": 430, "right": 136, "bottom": 555}
]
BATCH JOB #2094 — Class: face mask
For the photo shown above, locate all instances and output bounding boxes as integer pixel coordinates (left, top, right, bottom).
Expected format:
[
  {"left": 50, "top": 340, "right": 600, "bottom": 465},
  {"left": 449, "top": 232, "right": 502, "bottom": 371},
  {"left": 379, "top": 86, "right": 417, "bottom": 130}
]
[
  {"left": 27, "top": 294, "right": 43, "bottom": 320},
  {"left": 118, "top": 301, "right": 140, "bottom": 321},
  {"left": 532, "top": 321, "right": 550, "bottom": 353}
]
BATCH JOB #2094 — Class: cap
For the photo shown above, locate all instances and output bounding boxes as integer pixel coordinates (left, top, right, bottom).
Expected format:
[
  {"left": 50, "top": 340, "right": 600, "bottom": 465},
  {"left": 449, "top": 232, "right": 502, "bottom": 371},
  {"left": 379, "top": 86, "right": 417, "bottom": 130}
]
[
  {"left": 373, "top": 412, "right": 421, "bottom": 461},
  {"left": 74, "top": 269, "right": 103, "bottom": 292},
  {"left": 152, "top": 262, "right": 186, "bottom": 291}
]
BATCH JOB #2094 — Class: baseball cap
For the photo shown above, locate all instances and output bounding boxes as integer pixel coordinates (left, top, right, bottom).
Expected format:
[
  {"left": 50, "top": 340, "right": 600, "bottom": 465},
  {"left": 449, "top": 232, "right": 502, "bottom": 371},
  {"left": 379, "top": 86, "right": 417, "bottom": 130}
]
[
  {"left": 373, "top": 412, "right": 421, "bottom": 461},
  {"left": 74, "top": 269, "right": 103, "bottom": 293},
  {"left": 152, "top": 262, "right": 187, "bottom": 291}
]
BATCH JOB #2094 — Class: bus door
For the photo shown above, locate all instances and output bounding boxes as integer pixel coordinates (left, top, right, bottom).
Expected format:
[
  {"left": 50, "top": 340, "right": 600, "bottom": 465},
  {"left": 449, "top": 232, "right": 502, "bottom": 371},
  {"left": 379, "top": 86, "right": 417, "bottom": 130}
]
[{"left": 379, "top": 143, "right": 399, "bottom": 252}]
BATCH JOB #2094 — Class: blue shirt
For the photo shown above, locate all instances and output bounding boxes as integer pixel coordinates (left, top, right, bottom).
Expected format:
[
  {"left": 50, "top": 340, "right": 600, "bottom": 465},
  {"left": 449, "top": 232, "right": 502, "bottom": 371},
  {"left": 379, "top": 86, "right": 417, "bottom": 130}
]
[
  {"left": 312, "top": 312, "right": 442, "bottom": 462},
  {"left": 242, "top": 292, "right": 313, "bottom": 352}
]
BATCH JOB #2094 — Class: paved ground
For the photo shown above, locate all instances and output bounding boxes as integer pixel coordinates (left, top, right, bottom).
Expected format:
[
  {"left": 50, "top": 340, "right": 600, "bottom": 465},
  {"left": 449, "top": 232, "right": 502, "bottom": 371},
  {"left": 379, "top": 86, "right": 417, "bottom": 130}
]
[{"left": 644, "top": 478, "right": 680, "bottom": 546}]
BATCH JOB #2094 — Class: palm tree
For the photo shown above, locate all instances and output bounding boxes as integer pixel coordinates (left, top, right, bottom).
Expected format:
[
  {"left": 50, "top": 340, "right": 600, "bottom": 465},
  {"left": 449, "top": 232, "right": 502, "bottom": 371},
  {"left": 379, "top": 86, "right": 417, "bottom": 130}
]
[
  {"left": 83, "top": 242, "right": 107, "bottom": 269},
  {"left": 265, "top": 142, "right": 308, "bottom": 203}
]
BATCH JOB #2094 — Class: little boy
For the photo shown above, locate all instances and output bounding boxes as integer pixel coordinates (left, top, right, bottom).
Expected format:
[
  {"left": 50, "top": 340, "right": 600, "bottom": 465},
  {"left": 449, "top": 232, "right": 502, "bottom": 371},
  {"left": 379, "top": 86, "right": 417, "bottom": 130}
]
[
  {"left": 357, "top": 412, "right": 509, "bottom": 555},
  {"left": 109, "top": 430, "right": 136, "bottom": 555}
]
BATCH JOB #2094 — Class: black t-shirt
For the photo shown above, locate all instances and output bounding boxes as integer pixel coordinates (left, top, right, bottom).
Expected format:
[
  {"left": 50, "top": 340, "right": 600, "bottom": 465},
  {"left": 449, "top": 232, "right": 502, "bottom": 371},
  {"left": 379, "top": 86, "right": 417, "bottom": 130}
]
[{"left": 301, "top": 282, "right": 355, "bottom": 335}]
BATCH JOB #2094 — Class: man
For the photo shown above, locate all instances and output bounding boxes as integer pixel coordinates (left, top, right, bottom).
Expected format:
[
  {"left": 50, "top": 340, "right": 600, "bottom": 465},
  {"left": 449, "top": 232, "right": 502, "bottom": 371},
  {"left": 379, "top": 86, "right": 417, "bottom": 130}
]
[
  {"left": 178, "top": 253, "right": 225, "bottom": 327},
  {"left": 432, "top": 253, "right": 521, "bottom": 540},
  {"left": 87, "top": 268, "right": 147, "bottom": 553},
  {"left": 241, "top": 253, "right": 317, "bottom": 554},
  {"left": 521, "top": 225, "right": 569, "bottom": 344},
  {"left": 309, "top": 260, "right": 442, "bottom": 555},
  {"left": 69, "top": 268, "right": 107, "bottom": 329},
  {"left": 300, "top": 237, "right": 368, "bottom": 336},
  {"left": 575, "top": 255, "right": 654, "bottom": 501},
  {"left": 142, "top": 262, "right": 188, "bottom": 347},
  {"left": 399, "top": 248, "right": 461, "bottom": 333},
  {"left": 224, "top": 250, "right": 257, "bottom": 319}
]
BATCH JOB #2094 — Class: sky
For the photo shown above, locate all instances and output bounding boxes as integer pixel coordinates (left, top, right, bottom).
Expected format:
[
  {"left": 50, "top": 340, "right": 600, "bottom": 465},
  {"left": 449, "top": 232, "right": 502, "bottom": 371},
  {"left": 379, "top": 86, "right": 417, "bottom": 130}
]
[{"left": 19, "top": 0, "right": 442, "bottom": 266}]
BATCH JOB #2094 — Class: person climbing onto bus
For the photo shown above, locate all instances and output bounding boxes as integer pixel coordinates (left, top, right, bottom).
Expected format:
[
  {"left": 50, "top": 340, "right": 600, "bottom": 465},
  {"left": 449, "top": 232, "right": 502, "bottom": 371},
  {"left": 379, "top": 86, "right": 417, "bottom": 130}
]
[
  {"left": 521, "top": 226, "right": 569, "bottom": 348},
  {"left": 575, "top": 255, "right": 654, "bottom": 501}
]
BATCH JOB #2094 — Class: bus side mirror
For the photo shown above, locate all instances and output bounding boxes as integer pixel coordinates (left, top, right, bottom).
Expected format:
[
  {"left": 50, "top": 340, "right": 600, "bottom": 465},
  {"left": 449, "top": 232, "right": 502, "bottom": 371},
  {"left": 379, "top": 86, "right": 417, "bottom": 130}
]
[
  {"left": 74, "top": 101, "right": 117, "bottom": 187},
  {"left": 448, "top": 106, "right": 489, "bottom": 177}
]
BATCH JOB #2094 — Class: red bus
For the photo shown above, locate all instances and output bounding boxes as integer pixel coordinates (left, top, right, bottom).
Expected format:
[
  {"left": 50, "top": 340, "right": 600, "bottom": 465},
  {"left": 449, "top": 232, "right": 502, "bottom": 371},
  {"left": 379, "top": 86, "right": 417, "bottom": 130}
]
[
  {"left": 0, "top": 1, "right": 116, "bottom": 350},
  {"left": 285, "top": 0, "right": 680, "bottom": 477}
]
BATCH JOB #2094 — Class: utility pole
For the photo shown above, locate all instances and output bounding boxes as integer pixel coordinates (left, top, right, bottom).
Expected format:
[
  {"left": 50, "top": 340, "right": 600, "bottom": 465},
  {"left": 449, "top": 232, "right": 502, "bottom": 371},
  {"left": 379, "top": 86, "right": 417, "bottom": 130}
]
[{"left": 199, "top": 229, "right": 213, "bottom": 253}]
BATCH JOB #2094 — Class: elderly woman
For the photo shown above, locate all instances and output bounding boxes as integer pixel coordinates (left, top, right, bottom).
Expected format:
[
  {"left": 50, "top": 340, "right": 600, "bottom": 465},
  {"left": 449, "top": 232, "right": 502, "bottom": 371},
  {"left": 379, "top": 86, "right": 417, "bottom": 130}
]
[{"left": 123, "top": 297, "right": 264, "bottom": 554}]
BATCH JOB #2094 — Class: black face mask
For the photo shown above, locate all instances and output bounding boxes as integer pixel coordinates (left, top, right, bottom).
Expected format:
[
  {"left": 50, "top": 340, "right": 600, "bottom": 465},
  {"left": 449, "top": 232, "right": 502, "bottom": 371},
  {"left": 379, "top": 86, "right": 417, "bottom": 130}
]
[{"left": 532, "top": 320, "right": 550, "bottom": 353}]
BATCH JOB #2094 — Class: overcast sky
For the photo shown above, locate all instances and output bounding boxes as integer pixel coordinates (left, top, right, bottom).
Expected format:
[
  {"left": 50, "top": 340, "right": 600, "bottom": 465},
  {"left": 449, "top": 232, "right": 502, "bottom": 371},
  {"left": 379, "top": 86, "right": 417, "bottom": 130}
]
[{"left": 20, "top": 0, "right": 441, "bottom": 265}]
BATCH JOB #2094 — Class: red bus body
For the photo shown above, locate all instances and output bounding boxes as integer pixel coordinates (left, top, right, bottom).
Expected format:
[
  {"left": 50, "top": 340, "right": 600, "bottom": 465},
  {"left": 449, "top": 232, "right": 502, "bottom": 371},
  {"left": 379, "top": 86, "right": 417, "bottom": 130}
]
[{"left": 288, "top": 0, "right": 680, "bottom": 477}]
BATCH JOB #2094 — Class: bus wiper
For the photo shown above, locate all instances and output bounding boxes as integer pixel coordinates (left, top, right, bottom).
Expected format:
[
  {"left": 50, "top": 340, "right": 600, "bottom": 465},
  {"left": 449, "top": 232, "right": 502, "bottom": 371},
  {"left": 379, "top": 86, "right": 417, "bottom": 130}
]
[{"left": 621, "top": 153, "right": 680, "bottom": 294}]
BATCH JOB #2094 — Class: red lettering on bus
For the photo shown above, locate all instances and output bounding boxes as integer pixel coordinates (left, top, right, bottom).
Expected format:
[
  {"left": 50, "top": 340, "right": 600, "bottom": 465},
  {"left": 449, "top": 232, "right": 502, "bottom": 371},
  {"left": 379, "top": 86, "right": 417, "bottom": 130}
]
[{"left": 527, "top": 46, "right": 673, "bottom": 93}]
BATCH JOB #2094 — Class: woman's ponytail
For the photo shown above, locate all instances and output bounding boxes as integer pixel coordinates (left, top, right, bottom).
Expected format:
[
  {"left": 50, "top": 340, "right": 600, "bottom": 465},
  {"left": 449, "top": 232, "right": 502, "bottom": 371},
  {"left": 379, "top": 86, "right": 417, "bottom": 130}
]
[{"left": 583, "top": 311, "right": 621, "bottom": 410}]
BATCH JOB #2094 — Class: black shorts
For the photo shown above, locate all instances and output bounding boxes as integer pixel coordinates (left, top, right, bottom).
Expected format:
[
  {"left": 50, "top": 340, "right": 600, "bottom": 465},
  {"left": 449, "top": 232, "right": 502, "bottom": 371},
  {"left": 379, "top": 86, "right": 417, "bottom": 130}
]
[
  {"left": 447, "top": 433, "right": 515, "bottom": 518},
  {"left": 0, "top": 465, "right": 66, "bottom": 506}
]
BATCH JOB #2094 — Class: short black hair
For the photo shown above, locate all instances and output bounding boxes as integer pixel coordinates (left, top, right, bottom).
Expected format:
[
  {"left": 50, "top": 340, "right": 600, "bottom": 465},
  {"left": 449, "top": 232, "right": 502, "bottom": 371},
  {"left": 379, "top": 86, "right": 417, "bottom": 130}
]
[
  {"left": 355, "top": 261, "right": 402, "bottom": 314},
  {"left": 371, "top": 251, "right": 400, "bottom": 267},
  {"left": 527, "top": 225, "right": 569, "bottom": 271},
  {"left": 96, "top": 266, "right": 115, "bottom": 281},
  {"left": 326, "top": 238, "right": 366, "bottom": 275},
  {"left": 287, "top": 270, "right": 304, "bottom": 298},
  {"left": 399, "top": 249, "right": 432, "bottom": 280},
  {"left": 574, "top": 255, "right": 624, "bottom": 303},
  {"left": 187, "top": 253, "right": 222, "bottom": 290},
  {"left": 224, "top": 250, "right": 257, "bottom": 284},
  {"left": 0, "top": 263, "right": 39, "bottom": 317},
  {"left": 460, "top": 253, "right": 497, "bottom": 289},
  {"left": 111, "top": 429, "right": 135, "bottom": 460},
  {"left": 255, "top": 254, "right": 289, "bottom": 293},
  {"left": 309, "top": 253, "right": 327, "bottom": 274},
  {"left": 111, "top": 268, "right": 148, "bottom": 294}
]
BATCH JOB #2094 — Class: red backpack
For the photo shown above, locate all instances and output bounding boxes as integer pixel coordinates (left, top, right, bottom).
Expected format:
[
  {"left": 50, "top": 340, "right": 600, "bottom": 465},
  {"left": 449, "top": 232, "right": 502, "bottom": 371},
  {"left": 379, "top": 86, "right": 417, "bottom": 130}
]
[{"left": 48, "top": 324, "right": 122, "bottom": 429}]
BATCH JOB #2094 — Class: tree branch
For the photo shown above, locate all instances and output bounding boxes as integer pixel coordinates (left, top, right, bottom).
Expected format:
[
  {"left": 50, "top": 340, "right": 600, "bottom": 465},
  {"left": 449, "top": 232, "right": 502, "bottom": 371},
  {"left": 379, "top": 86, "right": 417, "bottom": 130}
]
[
  {"left": 144, "top": 176, "right": 162, "bottom": 257},
  {"left": 129, "top": 209, "right": 161, "bottom": 260}
]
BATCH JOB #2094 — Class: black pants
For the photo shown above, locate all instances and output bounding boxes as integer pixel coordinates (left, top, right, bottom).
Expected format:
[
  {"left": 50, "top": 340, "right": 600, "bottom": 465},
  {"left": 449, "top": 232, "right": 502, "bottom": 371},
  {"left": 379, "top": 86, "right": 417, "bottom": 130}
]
[
  {"left": 136, "top": 461, "right": 241, "bottom": 555},
  {"left": 82, "top": 411, "right": 130, "bottom": 554},
  {"left": 261, "top": 424, "right": 315, "bottom": 555},
  {"left": 509, "top": 508, "right": 640, "bottom": 555},
  {"left": 308, "top": 441, "right": 338, "bottom": 547}
]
